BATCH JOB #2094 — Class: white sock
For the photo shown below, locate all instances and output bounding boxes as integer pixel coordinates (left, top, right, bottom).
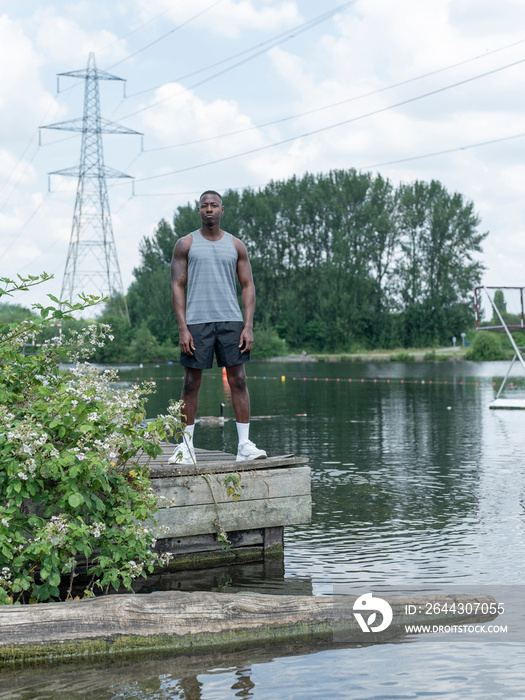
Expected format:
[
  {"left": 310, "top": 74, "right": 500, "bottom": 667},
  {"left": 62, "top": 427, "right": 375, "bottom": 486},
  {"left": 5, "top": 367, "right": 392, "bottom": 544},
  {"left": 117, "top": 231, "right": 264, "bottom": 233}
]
[
  {"left": 236, "top": 422, "right": 250, "bottom": 445},
  {"left": 184, "top": 424, "right": 195, "bottom": 444}
]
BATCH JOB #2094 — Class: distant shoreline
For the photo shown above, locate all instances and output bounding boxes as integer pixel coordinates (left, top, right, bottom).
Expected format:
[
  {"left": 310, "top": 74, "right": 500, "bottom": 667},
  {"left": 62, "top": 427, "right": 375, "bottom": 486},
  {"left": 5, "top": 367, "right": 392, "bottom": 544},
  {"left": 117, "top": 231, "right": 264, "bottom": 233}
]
[{"left": 261, "top": 348, "right": 467, "bottom": 363}]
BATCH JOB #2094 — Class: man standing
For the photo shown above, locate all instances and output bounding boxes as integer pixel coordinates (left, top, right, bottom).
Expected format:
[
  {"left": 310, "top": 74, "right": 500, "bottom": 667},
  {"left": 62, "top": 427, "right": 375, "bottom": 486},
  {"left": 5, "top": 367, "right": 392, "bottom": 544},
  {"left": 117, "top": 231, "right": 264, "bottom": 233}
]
[{"left": 169, "top": 190, "right": 267, "bottom": 465}]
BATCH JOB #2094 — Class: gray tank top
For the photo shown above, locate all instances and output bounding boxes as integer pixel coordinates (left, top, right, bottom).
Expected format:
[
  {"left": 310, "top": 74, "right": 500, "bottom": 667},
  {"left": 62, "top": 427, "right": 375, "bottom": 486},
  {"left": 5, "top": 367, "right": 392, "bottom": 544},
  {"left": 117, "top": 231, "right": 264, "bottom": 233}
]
[{"left": 185, "top": 230, "right": 243, "bottom": 324}]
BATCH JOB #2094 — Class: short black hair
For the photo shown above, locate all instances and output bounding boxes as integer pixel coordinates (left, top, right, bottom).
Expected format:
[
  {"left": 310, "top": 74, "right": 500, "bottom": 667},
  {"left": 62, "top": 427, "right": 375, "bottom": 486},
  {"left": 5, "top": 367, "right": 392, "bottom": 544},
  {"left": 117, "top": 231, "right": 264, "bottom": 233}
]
[{"left": 199, "top": 190, "right": 222, "bottom": 202}]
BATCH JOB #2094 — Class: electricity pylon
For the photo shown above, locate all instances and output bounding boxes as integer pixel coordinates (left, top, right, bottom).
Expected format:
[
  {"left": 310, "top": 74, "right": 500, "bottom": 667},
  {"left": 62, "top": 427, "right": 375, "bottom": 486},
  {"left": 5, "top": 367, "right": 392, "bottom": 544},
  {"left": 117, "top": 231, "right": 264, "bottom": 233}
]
[{"left": 40, "top": 52, "right": 141, "bottom": 320}]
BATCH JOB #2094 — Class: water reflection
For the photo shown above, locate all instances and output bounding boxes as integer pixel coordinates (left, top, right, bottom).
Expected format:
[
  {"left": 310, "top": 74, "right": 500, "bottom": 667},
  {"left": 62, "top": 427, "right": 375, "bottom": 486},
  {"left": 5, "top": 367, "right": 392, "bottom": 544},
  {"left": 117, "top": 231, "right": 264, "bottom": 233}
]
[
  {"left": 4, "top": 361, "right": 523, "bottom": 699},
  {"left": 0, "top": 639, "right": 391, "bottom": 700},
  {"left": 114, "top": 360, "right": 525, "bottom": 593},
  {"left": 131, "top": 559, "right": 312, "bottom": 597}
]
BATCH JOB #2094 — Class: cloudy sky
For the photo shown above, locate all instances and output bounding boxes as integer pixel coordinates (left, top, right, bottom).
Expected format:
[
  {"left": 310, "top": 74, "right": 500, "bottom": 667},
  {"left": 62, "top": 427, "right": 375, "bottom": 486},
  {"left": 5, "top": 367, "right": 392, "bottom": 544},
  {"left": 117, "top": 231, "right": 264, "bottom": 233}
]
[{"left": 2, "top": 0, "right": 525, "bottom": 313}]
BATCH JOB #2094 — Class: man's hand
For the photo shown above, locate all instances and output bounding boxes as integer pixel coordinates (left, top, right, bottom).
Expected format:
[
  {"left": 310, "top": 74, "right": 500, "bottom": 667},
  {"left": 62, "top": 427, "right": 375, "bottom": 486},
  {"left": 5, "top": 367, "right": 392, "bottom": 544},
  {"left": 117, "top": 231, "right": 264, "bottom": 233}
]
[
  {"left": 239, "top": 326, "right": 254, "bottom": 353},
  {"left": 179, "top": 328, "right": 195, "bottom": 356}
]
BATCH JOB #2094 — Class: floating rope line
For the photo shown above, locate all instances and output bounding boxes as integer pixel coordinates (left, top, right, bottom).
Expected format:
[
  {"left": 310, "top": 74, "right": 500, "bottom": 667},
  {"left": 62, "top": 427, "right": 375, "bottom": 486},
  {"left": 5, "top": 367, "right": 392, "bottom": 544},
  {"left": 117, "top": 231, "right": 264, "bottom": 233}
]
[{"left": 118, "top": 374, "right": 522, "bottom": 388}]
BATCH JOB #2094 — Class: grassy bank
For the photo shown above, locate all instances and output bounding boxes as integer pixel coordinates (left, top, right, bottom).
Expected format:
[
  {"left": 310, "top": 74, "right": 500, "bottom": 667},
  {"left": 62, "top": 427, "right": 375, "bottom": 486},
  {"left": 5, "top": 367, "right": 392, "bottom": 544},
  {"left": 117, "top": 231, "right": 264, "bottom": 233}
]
[{"left": 312, "top": 347, "right": 469, "bottom": 362}]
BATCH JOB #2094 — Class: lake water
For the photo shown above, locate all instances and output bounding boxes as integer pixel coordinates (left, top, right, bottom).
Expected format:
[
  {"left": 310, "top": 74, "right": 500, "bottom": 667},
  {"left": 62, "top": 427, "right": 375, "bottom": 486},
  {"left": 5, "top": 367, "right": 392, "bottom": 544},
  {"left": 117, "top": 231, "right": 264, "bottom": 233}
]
[{"left": 2, "top": 359, "right": 525, "bottom": 699}]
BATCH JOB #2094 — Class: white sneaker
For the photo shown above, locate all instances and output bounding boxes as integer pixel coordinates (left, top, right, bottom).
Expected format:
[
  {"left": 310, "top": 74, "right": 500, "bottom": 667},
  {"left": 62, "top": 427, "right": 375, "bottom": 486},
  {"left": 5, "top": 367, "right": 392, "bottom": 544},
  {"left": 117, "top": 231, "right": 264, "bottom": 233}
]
[
  {"left": 236, "top": 440, "right": 267, "bottom": 462},
  {"left": 168, "top": 440, "right": 196, "bottom": 465}
]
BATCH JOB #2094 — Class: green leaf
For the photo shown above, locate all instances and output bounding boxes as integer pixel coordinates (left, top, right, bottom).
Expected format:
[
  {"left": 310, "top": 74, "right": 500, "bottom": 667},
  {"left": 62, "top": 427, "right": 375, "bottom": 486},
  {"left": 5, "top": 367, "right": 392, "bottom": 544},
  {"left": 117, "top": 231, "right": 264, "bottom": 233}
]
[
  {"left": 68, "top": 493, "right": 83, "bottom": 508},
  {"left": 48, "top": 571, "right": 61, "bottom": 587}
]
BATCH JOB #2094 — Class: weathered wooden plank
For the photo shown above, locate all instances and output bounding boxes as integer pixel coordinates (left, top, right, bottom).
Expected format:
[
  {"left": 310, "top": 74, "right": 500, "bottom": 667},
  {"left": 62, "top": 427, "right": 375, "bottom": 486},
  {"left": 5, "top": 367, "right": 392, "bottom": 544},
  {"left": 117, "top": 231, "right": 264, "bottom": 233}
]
[
  {"left": 149, "top": 453, "right": 308, "bottom": 478},
  {"left": 153, "top": 494, "right": 312, "bottom": 537},
  {"left": 264, "top": 526, "right": 284, "bottom": 551},
  {"left": 154, "top": 529, "right": 264, "bottom": 555},
  {"left": 136, "top": 447, "right": 235, "bottom": 469},
  {"left": 152, "top": 466, "right": 311, "bottom": 508},
  {"left": 0, "top": 591, "right": 499, "bottom": 663}
]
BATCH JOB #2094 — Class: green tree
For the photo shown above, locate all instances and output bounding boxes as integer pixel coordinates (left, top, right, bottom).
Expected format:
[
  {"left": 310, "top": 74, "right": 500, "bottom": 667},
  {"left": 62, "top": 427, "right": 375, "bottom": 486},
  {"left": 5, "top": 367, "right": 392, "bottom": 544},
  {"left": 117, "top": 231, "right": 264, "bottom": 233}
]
[
  {"left": 0, "top": 303, "right": 35, "bottom": 324},
  {"left": 494, "top": 290, "right": 507, "bottom": 316},
  {"left": 90, "top": 314, "right": 134, "bottom": 363},
  {"left": 489, "top": 289, "right": 522, "bottom": 327},
  {"left": 466, "top": 332, "right": 506, "bottom": 361},
  {"left": 397, "top": 180, "right": 485, "bottom": 346},
  {"left": 128, "top": 171, "right": 486, "bottom": 354},
  {"left": 127, "top": 219, "right": 176, "bottom": 344}
]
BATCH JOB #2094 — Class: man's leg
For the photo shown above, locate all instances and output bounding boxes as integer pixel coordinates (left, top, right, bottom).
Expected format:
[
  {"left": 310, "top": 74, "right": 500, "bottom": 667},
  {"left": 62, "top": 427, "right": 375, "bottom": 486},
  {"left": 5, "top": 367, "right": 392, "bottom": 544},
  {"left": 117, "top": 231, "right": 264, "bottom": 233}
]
[
  {"left": 226, "top": 364, "right": 266, "bottom": 461},
  {"left": 169, "top": 367, "right": 202, "bottom": 464},
  {"left": 181, "top": 367, "right": 203, "bottom": 426},
  {"left": 226, "top": 364, "right": 249, "bottom": 423}
]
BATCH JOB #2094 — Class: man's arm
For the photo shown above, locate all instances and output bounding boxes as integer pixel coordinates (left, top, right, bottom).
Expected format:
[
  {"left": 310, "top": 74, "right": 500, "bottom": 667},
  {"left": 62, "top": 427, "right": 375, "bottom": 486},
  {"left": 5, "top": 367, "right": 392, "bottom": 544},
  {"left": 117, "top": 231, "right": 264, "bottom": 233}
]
[
  {"left": 233, "top": 238, "right": 255, "bottom": 352},
  {"left": 171, "top": 235, "right": 195, "bottom": 356}
]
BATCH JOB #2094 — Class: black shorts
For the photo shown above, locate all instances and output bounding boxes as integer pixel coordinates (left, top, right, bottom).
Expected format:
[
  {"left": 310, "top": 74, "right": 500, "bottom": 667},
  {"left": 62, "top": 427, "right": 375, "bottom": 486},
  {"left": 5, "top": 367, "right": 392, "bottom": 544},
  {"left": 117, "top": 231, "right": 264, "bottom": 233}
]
[{"left": 180, "top": 321, "right": 250, "bottom": 370}]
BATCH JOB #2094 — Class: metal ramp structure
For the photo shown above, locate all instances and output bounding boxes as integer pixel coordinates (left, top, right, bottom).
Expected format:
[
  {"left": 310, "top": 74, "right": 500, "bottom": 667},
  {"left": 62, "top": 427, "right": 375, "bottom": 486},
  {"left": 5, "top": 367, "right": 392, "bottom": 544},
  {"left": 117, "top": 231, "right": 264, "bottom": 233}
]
[{"left": 474, "top": 286, "right": 525, "bottom": 409}]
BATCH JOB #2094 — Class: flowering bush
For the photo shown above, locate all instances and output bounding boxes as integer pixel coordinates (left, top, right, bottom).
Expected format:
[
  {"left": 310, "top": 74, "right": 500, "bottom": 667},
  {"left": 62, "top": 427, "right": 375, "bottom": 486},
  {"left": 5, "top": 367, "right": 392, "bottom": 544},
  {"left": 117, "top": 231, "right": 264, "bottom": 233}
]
[{"left": 0, "top": 274, "right": 184, "bottom": 604}]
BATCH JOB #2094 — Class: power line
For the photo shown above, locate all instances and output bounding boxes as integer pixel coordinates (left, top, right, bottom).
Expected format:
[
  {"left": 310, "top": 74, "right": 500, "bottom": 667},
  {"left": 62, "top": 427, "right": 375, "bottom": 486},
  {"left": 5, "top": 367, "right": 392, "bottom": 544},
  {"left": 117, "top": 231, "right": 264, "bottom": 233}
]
[
  {"left": 132, "top": 182, "right": 267, "bottom": 197},
  {"left": 94, "top": 2, "right": 188, "bottom": 56},
  {"left": 104, "top": 0, "right": 225, "bottom": 71},
  {"left": 358, "top": 130, "right": 525, "bottom": 170},
  {"left": 0, "top": 193, "right": 51, "bottom": 257},
  {"left": 0, "top": 95, "right": 73, "bottom": 209},
  {"left": 125, "top": 1, "right": 358, "bottom": 101},
  {"left": 142, "top": 37, "right": 525, "bottom": 153},
  {"left": 0, "top": 1, "right": 225, "bottom": 206},
  {"left": 117, "top": 1, "right": 360, "bottom": 122},
  {"left": 0, "top": 141, "right": 41, "bottom": 214},
  {"left": 112, "top": 195, "right": 134, "bottom": 216},
  {"left": 18, "top": 236, "right": 62, "bottom": 274},
  {"left": 0, "top": 69, "right": 91, "bottom": 206},
  {"left": 123, "top": 56, "right": 525, "bottom": 184},
  {"left": 40, "top": 3, "right": 194, "bottom": 101},
  {"left": 14, "top": 127, "right": 525, "bottom": 275}
]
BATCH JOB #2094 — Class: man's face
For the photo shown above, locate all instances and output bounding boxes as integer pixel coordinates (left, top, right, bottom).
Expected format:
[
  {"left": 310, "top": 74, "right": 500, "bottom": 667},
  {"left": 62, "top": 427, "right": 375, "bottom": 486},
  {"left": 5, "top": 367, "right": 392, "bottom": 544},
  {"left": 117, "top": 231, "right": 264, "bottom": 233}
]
[{"left": 199, "top": 194, "right": 223, "bottom": 226}]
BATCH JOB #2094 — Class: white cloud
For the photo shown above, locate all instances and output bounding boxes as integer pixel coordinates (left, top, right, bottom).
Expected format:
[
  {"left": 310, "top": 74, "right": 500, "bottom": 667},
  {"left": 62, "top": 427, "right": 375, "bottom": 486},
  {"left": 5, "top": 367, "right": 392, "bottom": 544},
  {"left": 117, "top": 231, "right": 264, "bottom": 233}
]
[
  {"left": 449, "top": 0, "right": 525, "bottom": 37},
  {"left": 0, "top": 14, "right": 59, "bottom": 139},
  {"left": 32, "top": 8, "right": 129, "bottom": 67},
  {"left": 3, "top": 0, "right": 525, "bottom": 309},
  {"left": 135, "top": 0, "right": 300, "bottom": 39},
  {"left": 0, "top": 150, "right": 37, "bottom": 187},
  {"left": 140, "top": 82, "right": 267, "bottom": 165}
]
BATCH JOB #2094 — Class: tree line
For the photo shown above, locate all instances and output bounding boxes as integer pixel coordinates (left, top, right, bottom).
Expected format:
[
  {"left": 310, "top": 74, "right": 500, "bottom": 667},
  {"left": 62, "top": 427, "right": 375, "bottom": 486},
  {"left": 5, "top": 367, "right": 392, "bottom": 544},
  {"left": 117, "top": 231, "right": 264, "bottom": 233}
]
[
  {"left": 7, "top": 169, "right": 483, "bottom": 362},
  {"left": 108, "top": 169, "right": 484, "bottom": 360}
]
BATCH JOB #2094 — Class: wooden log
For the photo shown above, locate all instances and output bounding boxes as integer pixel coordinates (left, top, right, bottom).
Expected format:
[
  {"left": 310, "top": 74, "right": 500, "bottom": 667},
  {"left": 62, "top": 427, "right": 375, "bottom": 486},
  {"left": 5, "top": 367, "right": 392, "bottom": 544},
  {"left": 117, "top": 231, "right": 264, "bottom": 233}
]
[{"left": 0, "top": 591, "right": 499, "bottom": 663}]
